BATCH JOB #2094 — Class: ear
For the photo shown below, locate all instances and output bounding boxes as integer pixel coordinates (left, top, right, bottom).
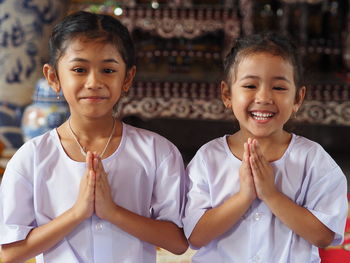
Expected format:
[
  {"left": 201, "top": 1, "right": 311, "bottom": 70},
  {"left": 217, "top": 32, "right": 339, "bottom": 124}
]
[
  {"left": 221, "top": 80, "right": 232, "bottom": 109},
  {"left": 122, "top": 66, "right": 136, "bottom": 93},
  {"left": 43, "top": 64, "right": 60, "bottom": 93},
  {"left": 293, "top": 86, "right": 306, "bottom": 113}
]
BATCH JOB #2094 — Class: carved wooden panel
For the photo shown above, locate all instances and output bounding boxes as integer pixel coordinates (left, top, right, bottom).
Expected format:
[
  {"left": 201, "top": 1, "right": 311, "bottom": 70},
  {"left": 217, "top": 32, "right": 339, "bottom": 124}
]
[{"left": 69, "top": 0, "right": 350, "bottom": 126}]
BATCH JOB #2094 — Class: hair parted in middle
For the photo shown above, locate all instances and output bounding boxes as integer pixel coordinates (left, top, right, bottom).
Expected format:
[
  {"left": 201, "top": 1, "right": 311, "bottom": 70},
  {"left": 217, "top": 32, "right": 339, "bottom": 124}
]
[
  {"left": 223, "top": 32, "right": 304, "bottom": 93},
  {"left": 48, "top": 11, "right": 136, "bottom": 72}
]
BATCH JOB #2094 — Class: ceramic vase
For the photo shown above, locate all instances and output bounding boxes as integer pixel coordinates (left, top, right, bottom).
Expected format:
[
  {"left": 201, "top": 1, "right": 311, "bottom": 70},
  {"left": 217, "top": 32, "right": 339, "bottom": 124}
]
[
  {"left": 0, "top": 0, "right": 68, "bottom": 153},
  {"left": 21, "top": 78, "right": 69, "bottom": 141}
]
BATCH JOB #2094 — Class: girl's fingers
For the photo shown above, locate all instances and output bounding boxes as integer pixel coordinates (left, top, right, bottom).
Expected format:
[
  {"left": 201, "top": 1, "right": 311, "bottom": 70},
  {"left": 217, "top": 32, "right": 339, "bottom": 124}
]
[
  {"left": 249, "top": 140, "right": 256, "bottom": 157},
  {"left": 249, "top": 156, "right": 257, "bottom": 175},
  {"left": 96, "top": 169, "right": 108, "bottom": 187},
  {"left": 94, "top": 155, "right": 108, "bottom": 181},
  {"left": 87, "top": 170, "right": 95, "bottom": 192},
  {"left": 95, "top": 176, "right": 109, "bottom": 203},
  {"left": 254, "top": 140, "right": 271, "bottom": 175},
  {"left": 86, "top": 151, "right": 93, "bottom": 171},
  {"left": 92, "top": 152, "right": 98, "bottom": 171},
  {"left": 243, "top": 142, "right": 248, "bottom": 163},
  {"left": 250, "top": 140, "right": 264, "bottom": 166},
  {"left": 94, "top": 171, "right": 99, "bottom": 184},
  {"left": 253, "top": 140, "right": 264, "bottom": 163},
  {"left": 95, "top": 168, "right": 110, "bottom": 194},
  {"left": 250, "top": 151, "right": 263, "bottom": 177}
]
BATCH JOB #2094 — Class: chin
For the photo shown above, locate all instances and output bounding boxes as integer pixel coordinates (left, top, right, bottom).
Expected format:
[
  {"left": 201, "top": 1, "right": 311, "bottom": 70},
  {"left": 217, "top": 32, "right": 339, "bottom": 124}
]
[{"left": 246, "top": 128, "right": 279, "bottom": 139}]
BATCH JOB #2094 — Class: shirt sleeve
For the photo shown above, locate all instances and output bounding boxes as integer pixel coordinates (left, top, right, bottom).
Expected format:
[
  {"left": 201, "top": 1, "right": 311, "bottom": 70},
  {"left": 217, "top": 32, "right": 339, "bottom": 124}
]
[
  {"left": 150, "top": 146, "right": 185, "bottom": 228},
  {"left": 0, "top": 146, "right": 36, "bottom": 245},
  {"left": 304, "top": 163, "right": 348, "bottom": 246},
  {"left": 182, "top": 153, "right": 211, "bottom": 240}
]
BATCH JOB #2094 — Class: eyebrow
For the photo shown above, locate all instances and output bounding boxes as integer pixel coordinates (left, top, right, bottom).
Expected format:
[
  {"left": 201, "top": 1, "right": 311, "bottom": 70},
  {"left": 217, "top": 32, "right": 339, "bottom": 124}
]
[
  {"left": 239, "top": 75, "right": 259, "bottom": 81},
  {"left": 239, "top": 75, "right": 291, "bottom": 83},
  {"left": 68, "top": 58, "right": 120, "bottom": 64},
  {"left": 273, "top": 76, "right": 291, "bottom": 83}
]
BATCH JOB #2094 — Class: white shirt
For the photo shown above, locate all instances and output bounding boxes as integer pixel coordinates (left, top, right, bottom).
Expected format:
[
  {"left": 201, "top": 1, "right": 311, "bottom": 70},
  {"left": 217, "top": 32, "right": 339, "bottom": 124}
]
[
  {"left": 0, "top": 123, "right": 185, "bottom": 263},
  {"left": 183, "top": 134, "right": 348, "bottom": 263}
]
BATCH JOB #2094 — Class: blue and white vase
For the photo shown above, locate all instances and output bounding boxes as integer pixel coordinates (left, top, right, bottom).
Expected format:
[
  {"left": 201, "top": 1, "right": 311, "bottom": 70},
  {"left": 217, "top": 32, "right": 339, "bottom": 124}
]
[
  {"left": 0, "top": 0, "right": 68, "bottom": 153},
  {"left": 21, "top": 78, "right": 69, "bottom": 141},
  {"left": 0, "top": 102, "right": 25, "bottom": 157}
]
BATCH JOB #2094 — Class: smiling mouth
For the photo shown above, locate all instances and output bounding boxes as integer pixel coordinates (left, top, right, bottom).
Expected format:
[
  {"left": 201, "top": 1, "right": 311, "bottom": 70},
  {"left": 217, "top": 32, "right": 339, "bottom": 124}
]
[
  {"left": 81, "top": 96, "right": 108, "bottom": 100},
  {"left": 250, "top": 111, "right": 275, "bottom": 121}
]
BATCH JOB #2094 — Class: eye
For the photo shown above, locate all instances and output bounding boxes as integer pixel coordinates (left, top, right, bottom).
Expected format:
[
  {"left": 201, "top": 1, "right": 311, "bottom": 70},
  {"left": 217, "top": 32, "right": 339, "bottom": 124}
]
[
  {"left": 273, "top": 86, "right": 287, "bottom": 91},
  {"left": 103, "top": 68, "right": 116, "bottom": 74},
  {"left": 243, "top": 85, "right": 256, "bottom": 89},
  {"left": 72, "top": 67, "right": 86, "bottom": 73}
]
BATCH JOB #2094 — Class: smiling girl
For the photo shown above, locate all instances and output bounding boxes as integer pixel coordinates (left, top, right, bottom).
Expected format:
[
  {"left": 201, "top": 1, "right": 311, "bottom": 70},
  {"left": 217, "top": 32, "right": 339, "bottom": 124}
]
[
  {"left": 182, "top": 32, "right": 348, "bottom": 263},
  {"left": 0, "top": 11, "right": 187, "bottom": 263}
]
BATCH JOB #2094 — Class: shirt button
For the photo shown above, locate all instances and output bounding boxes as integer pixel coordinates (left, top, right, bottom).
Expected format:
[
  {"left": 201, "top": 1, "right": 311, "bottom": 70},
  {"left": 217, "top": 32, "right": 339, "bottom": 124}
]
[
  {"left": 9, "top": 225, "right": 19, "bottom": 230},
  {"left": 95, "top": 222, "right": 103, "bottom": 231},
  {"left": 253, "top": 212, "right": 262, "bottom": 221}
]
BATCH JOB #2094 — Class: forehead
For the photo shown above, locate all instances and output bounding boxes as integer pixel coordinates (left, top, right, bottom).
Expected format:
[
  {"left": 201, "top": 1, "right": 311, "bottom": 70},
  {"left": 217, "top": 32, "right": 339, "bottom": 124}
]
[
  {"left": 62, "top": 37, "right": 123, "bottom": 61},
  {"left": 235, "top": 52, "right": 294, "bottom": 79}
]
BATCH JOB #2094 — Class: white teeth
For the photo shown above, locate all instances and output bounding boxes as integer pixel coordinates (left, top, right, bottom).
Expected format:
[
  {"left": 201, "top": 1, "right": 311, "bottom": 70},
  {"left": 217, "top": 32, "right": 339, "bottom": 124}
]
[{"left": 251, "top": 112, "right": 274, "bottom": 120}]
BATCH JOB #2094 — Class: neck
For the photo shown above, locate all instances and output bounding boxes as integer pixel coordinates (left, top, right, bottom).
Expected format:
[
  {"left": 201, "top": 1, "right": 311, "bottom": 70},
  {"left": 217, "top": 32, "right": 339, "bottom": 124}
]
[
  {"left": 68, "top": 115, "right": 116, "bottom": 139},
  {"left": 67, "top": 116, "right": 117, "bottom": 158},
  {"left": 238, "top": 130, "right": 290, "bottom": 146},
  {"left": 230, "top": 130, "right": 291, "bottom": 162}
]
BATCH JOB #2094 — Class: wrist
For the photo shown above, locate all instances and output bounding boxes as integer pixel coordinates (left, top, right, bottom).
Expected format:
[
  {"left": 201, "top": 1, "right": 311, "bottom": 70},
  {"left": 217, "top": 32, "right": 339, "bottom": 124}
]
[
  {"left": 261, "top": 188, "right": 280, "bottom": 205},
  {"left": 68, "top": 206, "right": 89, "bottom": 223},
  {"left": 99, "top": 203, "right": 119, "bottom": 222},
  {"left": 236, "top": 191, "right": 255, "bottom": 206}
]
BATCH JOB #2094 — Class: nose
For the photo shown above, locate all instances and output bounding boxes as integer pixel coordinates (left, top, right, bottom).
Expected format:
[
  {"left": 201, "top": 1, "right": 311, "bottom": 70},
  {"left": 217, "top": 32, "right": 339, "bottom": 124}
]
[
  {"left": 85, "top": 71, "right": 103, "bottom": 90},
  {"left": 255, "top": 86, "right": 273, "bottom": 104}
]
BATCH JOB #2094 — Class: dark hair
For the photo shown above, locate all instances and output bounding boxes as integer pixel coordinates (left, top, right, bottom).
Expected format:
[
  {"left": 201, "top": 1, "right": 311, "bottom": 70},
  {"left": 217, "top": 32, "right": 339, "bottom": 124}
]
[
  {"left": 223, "top": 32, "right": 304, "bottom": 92},
  {"left": 48, "top": 11, "right": 135, "bottom": 71}
]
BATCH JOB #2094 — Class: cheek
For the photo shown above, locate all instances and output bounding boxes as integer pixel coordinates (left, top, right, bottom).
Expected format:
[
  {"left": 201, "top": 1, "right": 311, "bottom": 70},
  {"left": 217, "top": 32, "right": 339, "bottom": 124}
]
[
  {"left": 279, "top": 96, "right": 293, "bottom": 104},
  {"left": 231, "top": 92, "right": 250, "bottom": 107},
  {"left": 109, "top": 76, "right": 123, "bottom": 86},
  {"left": 58, "top": 72, "right": 79, "bottom": 87},
  {"left": 231, "top": 97, "right": 250, "bottom": 117},
  {"left": 279, "top": 97, "right": 297, "bottom": 114}
]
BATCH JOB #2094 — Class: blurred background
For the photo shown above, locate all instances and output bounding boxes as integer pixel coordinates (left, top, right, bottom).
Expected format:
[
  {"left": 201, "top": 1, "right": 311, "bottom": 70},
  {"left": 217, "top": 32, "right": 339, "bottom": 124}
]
[{"left": 1, "top": 0, "right": 349, "bottom": 186}]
